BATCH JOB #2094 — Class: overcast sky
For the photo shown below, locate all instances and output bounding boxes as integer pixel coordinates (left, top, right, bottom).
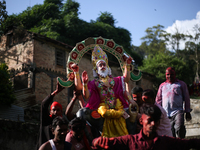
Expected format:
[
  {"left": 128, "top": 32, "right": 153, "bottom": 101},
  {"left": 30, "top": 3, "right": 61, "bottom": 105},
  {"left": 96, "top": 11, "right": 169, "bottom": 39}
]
[{"left": 6, "top": 0, "right": 200, "bottom": 49}]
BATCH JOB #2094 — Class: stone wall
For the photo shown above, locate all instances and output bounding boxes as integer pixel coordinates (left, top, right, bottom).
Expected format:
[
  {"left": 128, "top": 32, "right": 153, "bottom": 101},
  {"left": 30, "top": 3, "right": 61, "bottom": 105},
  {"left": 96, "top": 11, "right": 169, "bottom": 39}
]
[
  {"left": 0, "top": 119, "right": 39, "bottom": 150},
  {"left": 185, "top": 99, "right": 200, "bottom": 137}
]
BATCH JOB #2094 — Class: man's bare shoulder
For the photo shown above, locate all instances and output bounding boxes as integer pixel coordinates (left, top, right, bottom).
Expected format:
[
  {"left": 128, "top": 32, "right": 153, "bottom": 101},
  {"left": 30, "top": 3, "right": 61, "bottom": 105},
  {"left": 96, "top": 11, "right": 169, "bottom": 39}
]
[{"left": 38, "top": 141, "right": 52, "bottom": 150}]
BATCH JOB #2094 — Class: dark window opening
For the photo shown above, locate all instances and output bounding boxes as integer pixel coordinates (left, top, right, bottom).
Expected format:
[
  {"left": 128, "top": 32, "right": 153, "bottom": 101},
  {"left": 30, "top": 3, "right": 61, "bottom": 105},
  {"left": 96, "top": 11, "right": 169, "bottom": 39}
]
[
  {"left": 56, "top": 49, "right": 66, "bottom": 68},
  {"left": 6, "top": 34, "right": 13, "bottom": 47}
]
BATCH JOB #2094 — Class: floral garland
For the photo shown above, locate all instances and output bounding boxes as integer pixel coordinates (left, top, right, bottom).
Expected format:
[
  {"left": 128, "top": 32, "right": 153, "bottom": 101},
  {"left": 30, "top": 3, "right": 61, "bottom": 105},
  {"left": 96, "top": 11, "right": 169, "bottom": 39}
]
[{"left": 96, "top": 77, "right": 116, "bottom": 109}]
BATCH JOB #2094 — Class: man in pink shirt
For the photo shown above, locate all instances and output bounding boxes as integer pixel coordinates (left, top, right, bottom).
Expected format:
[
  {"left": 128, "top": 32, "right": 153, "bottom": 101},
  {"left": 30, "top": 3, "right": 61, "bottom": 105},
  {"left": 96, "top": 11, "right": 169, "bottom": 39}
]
[{"left": 156, "top": 67, "right": 192, "bottom": 138}]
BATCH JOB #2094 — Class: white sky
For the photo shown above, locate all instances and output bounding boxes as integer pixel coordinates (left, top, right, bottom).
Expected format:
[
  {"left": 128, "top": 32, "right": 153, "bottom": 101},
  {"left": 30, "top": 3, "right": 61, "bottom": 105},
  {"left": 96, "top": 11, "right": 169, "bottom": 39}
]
[{"left": 165, "top": 11, "right": 200, "bottom": 50}]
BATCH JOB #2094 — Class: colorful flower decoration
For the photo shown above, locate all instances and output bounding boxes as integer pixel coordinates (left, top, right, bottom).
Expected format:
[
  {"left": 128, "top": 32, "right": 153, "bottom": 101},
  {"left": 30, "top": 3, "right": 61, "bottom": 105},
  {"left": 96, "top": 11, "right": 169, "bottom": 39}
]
[
  {"left": 68, "top": 62, "right": 74, "bottom": 70},
  {"left": 71, "top": 52, "right": 78, "bottom": 60},
  {"left": 96, "top": 38, "right": 104, "bottom": 44},
  {"left": 115, "top": 47, "right": 123, "bottom": 54},
  {"left": 107, "top": 41, "right": 114, "bottom": 48},
  {"left": 77, "top": 43, "right": 84, "bottom": 51}
]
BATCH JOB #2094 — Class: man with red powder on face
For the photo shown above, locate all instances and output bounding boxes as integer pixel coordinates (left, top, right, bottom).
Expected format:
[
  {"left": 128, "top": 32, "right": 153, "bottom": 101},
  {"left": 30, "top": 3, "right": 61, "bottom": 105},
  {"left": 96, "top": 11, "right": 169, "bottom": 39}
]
[
  {"left": 92, "top": 104, "right": 200, "bottom": 150},
  {"left": 156, "top": 67, "right": 192, "bottom": 138},
  {"left": 37, "top": 81, "right": 65, "bottom": 148}
]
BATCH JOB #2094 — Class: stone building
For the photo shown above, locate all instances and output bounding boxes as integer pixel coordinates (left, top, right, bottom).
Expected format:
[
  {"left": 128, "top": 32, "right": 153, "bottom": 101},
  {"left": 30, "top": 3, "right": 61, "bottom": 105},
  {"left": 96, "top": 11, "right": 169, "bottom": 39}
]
[
  {"left": 0, "top": 27, "right": 155, "bottom": 122},
  {"left": 0, "top": 27, "right": 155, "bottom": 149},
  {"left": 1, "top": 28, "right": 199, "bottom": 150}
]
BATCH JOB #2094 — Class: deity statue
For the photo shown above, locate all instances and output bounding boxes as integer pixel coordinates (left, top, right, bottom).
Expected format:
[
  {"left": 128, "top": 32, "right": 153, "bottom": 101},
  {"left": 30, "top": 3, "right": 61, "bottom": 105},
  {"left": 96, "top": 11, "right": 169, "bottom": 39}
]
[{"left": 71, "top": 45, "right": 137, "bottom": 138}]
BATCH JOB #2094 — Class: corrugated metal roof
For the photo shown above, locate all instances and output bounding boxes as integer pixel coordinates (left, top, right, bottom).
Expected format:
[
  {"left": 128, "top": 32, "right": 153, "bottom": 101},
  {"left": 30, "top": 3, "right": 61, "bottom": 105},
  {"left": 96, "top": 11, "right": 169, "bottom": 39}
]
[{"left": 0, "top": 104, "right": 24, "bottom": 122}]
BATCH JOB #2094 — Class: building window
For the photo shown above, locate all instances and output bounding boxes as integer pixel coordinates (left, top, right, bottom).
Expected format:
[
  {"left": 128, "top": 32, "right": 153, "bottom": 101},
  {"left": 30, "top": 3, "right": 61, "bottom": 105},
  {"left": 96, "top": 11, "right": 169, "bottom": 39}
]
[
  {"left": 55, "top": 49, "right": 66, "bottom": 68},
  {"left": 6, "top": 33, "right": 13, "bottom": 47}
]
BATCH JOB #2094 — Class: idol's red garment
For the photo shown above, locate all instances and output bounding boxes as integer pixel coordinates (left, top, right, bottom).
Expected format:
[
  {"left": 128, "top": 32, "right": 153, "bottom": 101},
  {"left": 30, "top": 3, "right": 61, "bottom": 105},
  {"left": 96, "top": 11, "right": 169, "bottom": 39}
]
[{"left": 92, "top": 129, "right": 200, "bottom": 150}]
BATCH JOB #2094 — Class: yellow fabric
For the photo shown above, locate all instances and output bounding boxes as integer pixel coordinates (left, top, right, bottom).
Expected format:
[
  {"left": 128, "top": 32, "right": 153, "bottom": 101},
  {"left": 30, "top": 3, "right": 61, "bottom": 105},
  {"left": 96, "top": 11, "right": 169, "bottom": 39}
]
[{"left": 97, "top": 98, "right": 129, "bottom": 138}]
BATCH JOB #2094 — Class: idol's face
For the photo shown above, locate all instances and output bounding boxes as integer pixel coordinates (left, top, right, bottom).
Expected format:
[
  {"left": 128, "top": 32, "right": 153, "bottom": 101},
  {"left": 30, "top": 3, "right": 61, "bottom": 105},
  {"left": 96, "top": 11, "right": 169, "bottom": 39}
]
[
  {"left": 97, "top": 61, "right": 107, "bottom": 71},
  {"left": 97, "top": 61, "right": 109, "bottom": 78}
]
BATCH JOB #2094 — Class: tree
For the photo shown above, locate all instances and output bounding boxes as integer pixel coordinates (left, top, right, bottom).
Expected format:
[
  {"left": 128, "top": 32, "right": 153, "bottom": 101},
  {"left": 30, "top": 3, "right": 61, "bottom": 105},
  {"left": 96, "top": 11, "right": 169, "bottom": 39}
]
[
  {"left": 44, "top": 0, "right": 63, "bottom": 8},
  {"left": 3, "top": 0, "right": 136, "bottom": 63},
  {"left": 130, "top": 45, "right": 144, "bottom": 67},
  {"left": 96, "top": 11, "right": 116, "bottom": 27},
  {"left": 166, "top": 25, "right": 188, "bottom": 56},
  {"left": 0, "top": 0, "right": 8, "bottom": 35},
  {"left": 61, "top": 0, "right": 80, "bottom": 16},
  {"left": 185, "top": 24, "right": 200, "bottom": 82},
  {"left": 140, "top": 24, "right": 168, "bottom": 57},
  {"left": 139, "top": 52, "right": 190, "bottom": 89},
  {"left": 0, "top": 63, "right": 16, "bottom": 106}
]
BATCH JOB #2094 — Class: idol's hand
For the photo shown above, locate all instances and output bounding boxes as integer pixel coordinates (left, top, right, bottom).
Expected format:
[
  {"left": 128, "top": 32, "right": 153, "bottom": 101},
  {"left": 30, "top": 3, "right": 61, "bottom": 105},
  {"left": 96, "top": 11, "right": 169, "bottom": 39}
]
[
  {"left": 126, "top": 56, "right": 133, "bottom": 65},
  {"left": 71, "top": 63, "right": 79, "bottom": 72},
  {"left": 82, "top": 70, "right": 88, "bottom": 84}
]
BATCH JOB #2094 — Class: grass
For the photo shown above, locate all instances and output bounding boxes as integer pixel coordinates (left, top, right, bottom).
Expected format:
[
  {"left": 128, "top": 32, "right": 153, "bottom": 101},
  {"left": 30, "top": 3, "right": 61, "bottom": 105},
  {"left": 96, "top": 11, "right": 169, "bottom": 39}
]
[{"left": 190, "top": 95, "right": 200, "bottom": 99}]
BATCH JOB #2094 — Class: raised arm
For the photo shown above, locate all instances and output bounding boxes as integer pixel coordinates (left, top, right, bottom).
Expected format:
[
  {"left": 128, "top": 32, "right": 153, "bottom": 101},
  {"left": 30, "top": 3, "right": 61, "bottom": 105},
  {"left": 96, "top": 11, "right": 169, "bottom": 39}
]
[
  {"left": 82, "top": 70, "right": 90, "bottom": 100},
  {"left": 123, "top": 56, "right": 132, "bottom": 83},
  {"left": 71, "top": 63, "right": 82, "bottom": 90},
  {"left": 41, "top": 80, "right": 65, "bottom": 124},
  {"left": 65, "top": 90, "right": 81, "bottom": 121}
]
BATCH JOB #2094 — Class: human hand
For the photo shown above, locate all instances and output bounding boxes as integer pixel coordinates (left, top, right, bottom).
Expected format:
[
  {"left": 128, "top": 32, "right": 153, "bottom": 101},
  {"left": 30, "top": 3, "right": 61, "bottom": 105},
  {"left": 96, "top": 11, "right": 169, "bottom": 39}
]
[
  {"left": 93, "top": 137, "right": 109, "bottom": 149},
  {"left": 71, "top": 63, "right": 79, "bottom": 72},
  {"left": 186, "top": 112, "right": 192, "bottom": 121},
  {"left": 71, "top": 90, "right": 80, "bottom": 101},
  {"left": 82, "top": 70, "right": 88, "bottom": 84},
  {"left": 126, "top": 56, "right": 133, "bottom": 65},
  {"left": 122, "top": 111, "right": 130, "bottom": 119},
  {"left": 51, "top": 80, "right": 65, "bottom": 96},
  {"left": 129, "top": 100, "right": 139, "bottom": 111}
]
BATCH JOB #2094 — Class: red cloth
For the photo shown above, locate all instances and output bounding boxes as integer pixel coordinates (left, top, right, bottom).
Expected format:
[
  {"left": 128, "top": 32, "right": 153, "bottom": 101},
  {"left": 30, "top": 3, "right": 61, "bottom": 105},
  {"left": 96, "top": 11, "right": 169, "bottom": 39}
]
[
  {"left": 92, "top": 129, "right": 200, "bottom": 150},
  {"left": 50, "top": 101, "right": 62, "bottom": 110},
  {"left": 85, "top": 76, "right": 129, "bottom": 110},
  {"left": 49, "top": 101, "right": 62, "bottom": 118}
]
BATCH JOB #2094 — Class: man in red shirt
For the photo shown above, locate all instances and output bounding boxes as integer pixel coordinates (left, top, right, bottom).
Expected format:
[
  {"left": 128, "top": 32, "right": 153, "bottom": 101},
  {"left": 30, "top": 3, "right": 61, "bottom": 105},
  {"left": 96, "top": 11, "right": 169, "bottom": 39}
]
[{"left": 92, "top": 103, "right": 200, "bottom": 150}]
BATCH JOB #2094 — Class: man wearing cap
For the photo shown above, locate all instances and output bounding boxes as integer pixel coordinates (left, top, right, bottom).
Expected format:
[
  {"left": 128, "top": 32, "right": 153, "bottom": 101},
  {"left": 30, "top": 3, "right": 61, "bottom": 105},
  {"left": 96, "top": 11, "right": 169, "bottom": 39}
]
[
  {"left": 156, "top": 67, "right": 192, "bottom": 138},
  {"left": 71, "top": 45, "right": 134, "bottom": 138},
  {"left": 38, "top": 81, "right": 65, "bottom": 148}
]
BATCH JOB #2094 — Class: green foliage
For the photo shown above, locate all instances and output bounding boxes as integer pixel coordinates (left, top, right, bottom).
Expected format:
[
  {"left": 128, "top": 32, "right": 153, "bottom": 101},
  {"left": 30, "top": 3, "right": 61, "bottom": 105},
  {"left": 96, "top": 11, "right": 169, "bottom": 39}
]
[
  {"left": 0, "top": 63, "right": 16, "bottom": 106},
  {"left": 0, "top": 0, "right": 8, "bottom": 35},
  {"left": 130, "top": 45, "right": 144, "bottom": 66},
  {"left": 139, "top": 52, "right": 190, "bottom": 89},
  {"left": 61, "top": 0, "right": 79, "bottom": 16},
  {"left": 2, "top": 0, "right": 147, "bottom": 67},
  {"left": 140, "top": 24, "right": 168, "bottom": 56},
  {"left": 44, "top": 0, "right": 63, "bottom": 8},
  {"left": 96, "top": 11, "right": 116, "bottom": 27}
]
